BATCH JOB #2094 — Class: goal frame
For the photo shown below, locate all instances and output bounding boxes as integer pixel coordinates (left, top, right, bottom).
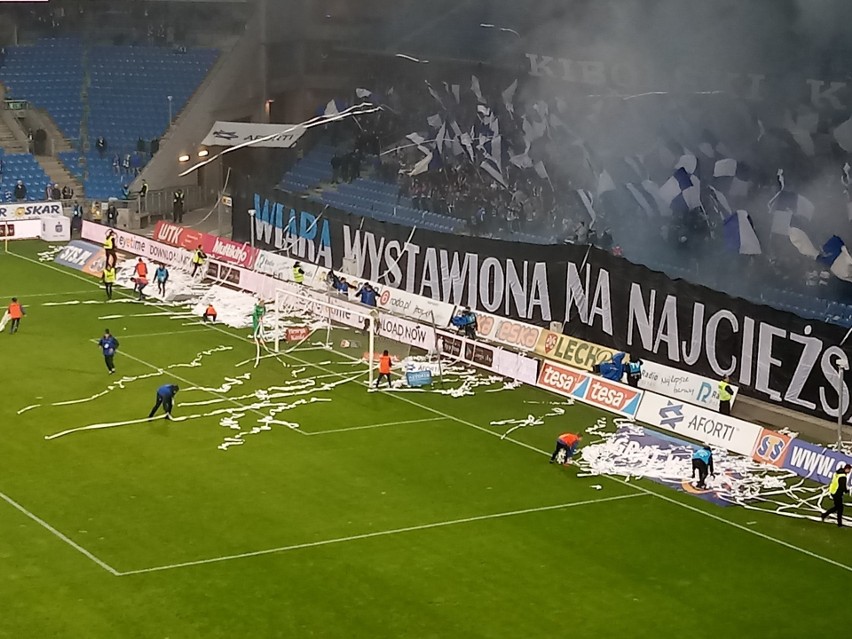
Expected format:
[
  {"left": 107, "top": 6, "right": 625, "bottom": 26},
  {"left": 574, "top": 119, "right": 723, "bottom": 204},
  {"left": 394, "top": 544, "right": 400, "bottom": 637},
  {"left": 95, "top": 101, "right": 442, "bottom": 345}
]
[{"left": 272, "top": 287, "right": 377, "bottom": 388}]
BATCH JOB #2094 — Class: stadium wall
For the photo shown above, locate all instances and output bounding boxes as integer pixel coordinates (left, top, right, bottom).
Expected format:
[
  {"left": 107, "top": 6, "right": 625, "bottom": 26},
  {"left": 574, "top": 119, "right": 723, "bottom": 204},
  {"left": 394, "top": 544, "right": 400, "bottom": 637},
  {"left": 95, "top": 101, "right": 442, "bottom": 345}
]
[{"left": 230, "top": 186, "right": 852, "bottom": 427}]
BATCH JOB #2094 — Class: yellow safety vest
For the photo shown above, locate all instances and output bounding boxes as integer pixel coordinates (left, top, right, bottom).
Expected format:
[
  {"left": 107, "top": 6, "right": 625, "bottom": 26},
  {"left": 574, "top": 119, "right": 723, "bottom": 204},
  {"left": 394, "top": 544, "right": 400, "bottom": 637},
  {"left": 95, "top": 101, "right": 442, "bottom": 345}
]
[
  {"left": 829, "top": 471, "right": 845, "bottom": 495},
  {"left": 103, "top": 268, "right": 116, "bottom": 283},
  {"left": 104, "top": 237, "right": 114, "bottom": 250},
  {"left": 718, "top": 381, "right": 732, "bottom": 402},
  {"left": 293, "top": 267, "right": 304, "bottom": 284},
  {"left": 192, "top": 250, "right": 204, "bottom": 265}
]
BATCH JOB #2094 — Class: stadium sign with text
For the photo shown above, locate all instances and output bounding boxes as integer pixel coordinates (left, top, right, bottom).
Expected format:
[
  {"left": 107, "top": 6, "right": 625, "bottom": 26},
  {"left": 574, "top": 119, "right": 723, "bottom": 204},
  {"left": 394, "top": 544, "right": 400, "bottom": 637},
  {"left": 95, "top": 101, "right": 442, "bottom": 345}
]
[
  {"left": 636, "top": 393, "right": 761, "bottom": 457},
  {"left": 0, "top": 200, "right": 63, "bottom": 219},
  {"left": 201, "top": 121, "right": 306, "bottom": 149},
  {"left": 534, "top": 329, "right": 617, "bottom": 371}
]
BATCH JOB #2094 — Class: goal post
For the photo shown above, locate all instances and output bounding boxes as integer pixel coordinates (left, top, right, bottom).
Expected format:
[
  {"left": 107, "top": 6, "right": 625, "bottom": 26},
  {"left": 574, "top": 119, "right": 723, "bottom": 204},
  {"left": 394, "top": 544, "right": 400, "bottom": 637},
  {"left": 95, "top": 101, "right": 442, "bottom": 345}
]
[{"left": 272, "top": 287, "right": 377, "bottom": 388}]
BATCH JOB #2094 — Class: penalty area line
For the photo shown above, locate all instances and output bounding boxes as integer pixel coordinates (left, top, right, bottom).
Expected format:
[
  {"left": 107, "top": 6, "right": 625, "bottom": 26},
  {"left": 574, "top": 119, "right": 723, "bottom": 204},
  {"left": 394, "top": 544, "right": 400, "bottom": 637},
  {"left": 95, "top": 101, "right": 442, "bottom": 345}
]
[
  {"left": 0, "top": 490, "right": 120, "bottom": 576},
  {"left": 117, "top": 493, "right": 644, "bottom": 576}
]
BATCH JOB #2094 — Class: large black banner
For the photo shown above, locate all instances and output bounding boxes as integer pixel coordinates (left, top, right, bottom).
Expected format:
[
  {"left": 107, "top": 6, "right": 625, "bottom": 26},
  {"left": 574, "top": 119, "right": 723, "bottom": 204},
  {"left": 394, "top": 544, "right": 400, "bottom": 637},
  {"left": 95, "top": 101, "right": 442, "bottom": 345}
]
[{"left": 234, "top": 181, "right": 852, "bottom": 424}]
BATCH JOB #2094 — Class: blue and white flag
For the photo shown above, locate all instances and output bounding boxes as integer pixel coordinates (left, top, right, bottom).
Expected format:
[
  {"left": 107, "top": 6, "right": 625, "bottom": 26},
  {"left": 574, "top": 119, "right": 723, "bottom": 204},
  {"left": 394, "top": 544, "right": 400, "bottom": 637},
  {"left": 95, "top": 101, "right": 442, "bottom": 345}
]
[
  {"left": 818, "top": 236, "right": 852, "bottom": 282},
  {"left": 723, "top": 210, "right": 762, "bottom": 255},
  {"left": 771, "top": 190, "right": 815, "bottom": 220},
  {"left": 659, "top": 167, "right": 701, "bottom": 216},
  {"left": 714, "top": 158, "right": 751, "bottom": 198}
]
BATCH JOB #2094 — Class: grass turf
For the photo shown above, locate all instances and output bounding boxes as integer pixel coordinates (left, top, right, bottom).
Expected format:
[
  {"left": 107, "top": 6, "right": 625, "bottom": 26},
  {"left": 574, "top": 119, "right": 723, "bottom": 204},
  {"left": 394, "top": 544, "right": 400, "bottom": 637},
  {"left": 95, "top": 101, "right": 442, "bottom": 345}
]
[{"left": 1, "top": 240, "right": 851, "bottom": 638}]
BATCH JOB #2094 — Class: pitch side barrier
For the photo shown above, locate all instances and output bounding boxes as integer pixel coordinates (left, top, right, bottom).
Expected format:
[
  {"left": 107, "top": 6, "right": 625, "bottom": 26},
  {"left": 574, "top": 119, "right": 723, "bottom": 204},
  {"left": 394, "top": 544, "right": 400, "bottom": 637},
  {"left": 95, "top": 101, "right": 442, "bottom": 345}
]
[{"left": 118, "top": 221, "right": 852, "bottom": 484}]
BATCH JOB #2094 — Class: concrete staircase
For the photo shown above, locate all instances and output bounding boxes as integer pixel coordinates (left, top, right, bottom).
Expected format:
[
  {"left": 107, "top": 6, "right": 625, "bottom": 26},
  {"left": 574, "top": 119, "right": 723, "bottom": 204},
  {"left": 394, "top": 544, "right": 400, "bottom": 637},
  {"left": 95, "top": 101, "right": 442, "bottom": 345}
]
[
  {"left": 38, "top": 155, "right": 83, "bottom": 197},
  {"left": 0, "top": 114, "right": 27, "bottom": 154}
]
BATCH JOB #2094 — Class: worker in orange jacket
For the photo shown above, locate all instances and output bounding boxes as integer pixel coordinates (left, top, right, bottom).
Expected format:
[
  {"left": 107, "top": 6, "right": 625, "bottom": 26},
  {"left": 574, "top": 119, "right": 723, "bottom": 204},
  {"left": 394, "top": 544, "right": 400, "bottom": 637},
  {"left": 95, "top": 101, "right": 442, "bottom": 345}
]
[
  {"left": 4, "top": 297, "right": 24, "bottom": 334},
  {"left": 202, "top": 304, "right": 217, "bottom": 323},
  {"left": 549, "top": 432, "right": 582, "bottom": 465},
  {"left": 375, "top": 350, "right": 393, "bottom": 389}
]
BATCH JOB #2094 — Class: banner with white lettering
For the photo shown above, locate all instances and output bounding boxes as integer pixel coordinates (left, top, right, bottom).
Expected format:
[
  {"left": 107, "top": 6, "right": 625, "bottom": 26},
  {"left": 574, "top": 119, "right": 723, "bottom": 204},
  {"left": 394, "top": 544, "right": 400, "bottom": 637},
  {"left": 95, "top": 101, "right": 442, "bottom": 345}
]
[
  {"left": 201, "top": 121, "right": 306, "bottom": 148},
  {"left": 232, "top": 183, "right": 852, "bottom": 425}
]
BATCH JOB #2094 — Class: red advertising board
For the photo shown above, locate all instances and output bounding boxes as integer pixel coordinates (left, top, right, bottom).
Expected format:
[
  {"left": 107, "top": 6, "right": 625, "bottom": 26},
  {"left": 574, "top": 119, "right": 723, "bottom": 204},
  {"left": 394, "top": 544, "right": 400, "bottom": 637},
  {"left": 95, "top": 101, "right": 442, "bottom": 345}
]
[
  {"left": 537, "top": 361, "right": 588, "bottom": 396},
  {"left": 286, "top": 327, "right": 311, "bottom": 342},
  {"left": 584, "top": 377, "right": 642, "bottom": 415},
  {"left": 152, "top": 220, "right": 259, "bottom": 269},
  {"left": 153, "top": 220, "right": 204, "bottom": 250}
]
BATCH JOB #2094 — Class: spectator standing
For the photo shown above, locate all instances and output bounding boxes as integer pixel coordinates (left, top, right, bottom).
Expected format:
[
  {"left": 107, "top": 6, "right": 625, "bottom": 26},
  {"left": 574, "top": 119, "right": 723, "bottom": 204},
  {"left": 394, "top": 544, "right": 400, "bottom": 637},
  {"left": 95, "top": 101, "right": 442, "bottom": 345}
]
[
  {"left": 44, "top": 183, "right": 52, "bottom": 200},
  {"left": 96, "top": 136, "right": 107, "bottom": 158},
  {"left": 112, "top": 153, "right": 120, "bottom": 176},
  {"left": 172, "top": 189, "right": 184, "bottom": 223},
  {"left": 50, "top": 183, "right": 61, "bottom": 200},
  {"left": 14, "top": 180, "right": 27, "bottom": 201},
  {"left": 62, "top": 185, "right": 74, "bottom": 200},
  {"left": 71, "top": 200, "right": 83, "bottom": 234},
  {"left": 106, "top": 202, "right": 118, "bottom": 228}
]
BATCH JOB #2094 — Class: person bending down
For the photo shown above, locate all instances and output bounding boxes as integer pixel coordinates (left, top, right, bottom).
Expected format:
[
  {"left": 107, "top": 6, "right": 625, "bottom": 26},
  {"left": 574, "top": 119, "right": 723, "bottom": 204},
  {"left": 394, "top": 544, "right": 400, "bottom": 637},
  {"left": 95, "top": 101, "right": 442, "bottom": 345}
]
[
  {"left": 148, "top": 384, "right": 180, "bottom": 419},
  {"left": 202, "top": 304, "right": 217, "bottom": 322},
  {"left": 691, "top": 445, "right": 715, "bottom": 489},
  {"left": 549, "top": 432, "right": 582, "bottom": 465}
]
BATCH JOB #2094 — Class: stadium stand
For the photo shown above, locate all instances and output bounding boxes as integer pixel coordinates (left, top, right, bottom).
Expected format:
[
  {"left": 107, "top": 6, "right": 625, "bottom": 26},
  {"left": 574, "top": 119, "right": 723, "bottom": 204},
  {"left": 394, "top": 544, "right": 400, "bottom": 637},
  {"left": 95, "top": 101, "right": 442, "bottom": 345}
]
[
  {"left": 0, "top": 38, "right": 218, "bottom": 200},
  {"left": 0, "top": 149, "right": 53, "bottom": 202}
]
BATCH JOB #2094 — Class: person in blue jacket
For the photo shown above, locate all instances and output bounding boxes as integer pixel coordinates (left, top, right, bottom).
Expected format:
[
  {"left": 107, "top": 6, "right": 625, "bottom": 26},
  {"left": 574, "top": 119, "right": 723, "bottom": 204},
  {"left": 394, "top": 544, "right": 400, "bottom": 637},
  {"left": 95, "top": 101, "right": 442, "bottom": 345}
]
[
  {"left": 355, "top": 282, "right": 378, "bottom": 307},
  {"left": 148, "top": 384, "right": 180, "bottom": 420},
  {"left": 598, "top": 352, "right": 626, "bottom": 381},
  {"left": 691, "top": 445, "right": 715, "bottom": 489},
  {"left": 97, "top": 328, "right": 119, "bottom": 374}
]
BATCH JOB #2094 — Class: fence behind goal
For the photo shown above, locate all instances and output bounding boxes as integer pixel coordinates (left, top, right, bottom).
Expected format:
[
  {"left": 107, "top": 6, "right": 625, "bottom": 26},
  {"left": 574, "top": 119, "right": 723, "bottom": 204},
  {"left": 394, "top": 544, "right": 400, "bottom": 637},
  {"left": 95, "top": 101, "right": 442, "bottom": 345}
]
[{"left": 270, "top": 286, "right": 442, "bottom": 388}]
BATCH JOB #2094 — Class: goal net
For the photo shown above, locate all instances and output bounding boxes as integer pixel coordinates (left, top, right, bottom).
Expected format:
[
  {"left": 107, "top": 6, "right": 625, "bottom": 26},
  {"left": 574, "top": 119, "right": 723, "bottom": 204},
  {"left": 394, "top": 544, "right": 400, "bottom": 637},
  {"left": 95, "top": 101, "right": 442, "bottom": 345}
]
[{"left": 269, "top": 286, "right": 440, "bottom": 389}]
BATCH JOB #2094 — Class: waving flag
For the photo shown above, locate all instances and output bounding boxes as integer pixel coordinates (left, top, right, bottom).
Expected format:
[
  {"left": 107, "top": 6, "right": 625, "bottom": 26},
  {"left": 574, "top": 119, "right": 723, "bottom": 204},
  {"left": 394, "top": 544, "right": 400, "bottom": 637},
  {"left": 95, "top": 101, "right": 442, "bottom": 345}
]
[
  {"left": 714, "top": 158, "right": 751, "bottom": 198},
  {"left": 768, "top": 169, "right": 814, "bottom": 234},
  {"left": 659, "top": 167, "right": 702, "bottom": 216},
  {"left": 788, "top": 225, "right": 820, "bottom": 258},
  {"left": 818, "top": 236, "right": 852, "bottom": 282},
  {"left": 723, "top": 210, "right": 762, "bottom": 255}
]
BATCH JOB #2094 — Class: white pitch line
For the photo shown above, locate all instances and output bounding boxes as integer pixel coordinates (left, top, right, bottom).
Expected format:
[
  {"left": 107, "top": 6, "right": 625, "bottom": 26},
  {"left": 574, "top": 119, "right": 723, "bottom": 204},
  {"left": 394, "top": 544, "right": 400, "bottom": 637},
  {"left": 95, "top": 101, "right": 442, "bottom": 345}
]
[
  {"left": 266, "top": 346, "right": 852, "bottom": 576},
  {"left": 303, "top": 416, "right": 447, "bottom": 436},
  {"left": 117, "top": 493, "right": 644, "bottom": 576},
  {"left": 19, "top": 249, "right": 852, "bottom": 575},
  {"left": 0, "top": 289, "right": 94, "bottom": 298},
  {"left": 0, "top": 490, "right": 120, "bottom": 576},
  {"left": 105, "top": 328, "right": 212, "bottom": 340}
]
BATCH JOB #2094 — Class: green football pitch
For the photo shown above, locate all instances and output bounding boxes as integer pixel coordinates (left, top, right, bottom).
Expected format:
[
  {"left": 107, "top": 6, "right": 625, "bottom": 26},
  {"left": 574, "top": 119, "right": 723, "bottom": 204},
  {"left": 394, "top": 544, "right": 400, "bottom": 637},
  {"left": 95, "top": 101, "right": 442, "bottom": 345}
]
[{"left": 1, "top": 240, "right": 851, "bottom": 639}]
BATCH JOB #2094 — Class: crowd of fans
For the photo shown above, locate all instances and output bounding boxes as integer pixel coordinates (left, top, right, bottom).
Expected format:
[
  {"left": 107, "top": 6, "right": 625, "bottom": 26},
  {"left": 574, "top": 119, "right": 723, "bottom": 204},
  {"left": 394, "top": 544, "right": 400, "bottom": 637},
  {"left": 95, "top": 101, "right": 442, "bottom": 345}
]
[{"left": 297, "top": 61, "right": 852, "bottom": 305}]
